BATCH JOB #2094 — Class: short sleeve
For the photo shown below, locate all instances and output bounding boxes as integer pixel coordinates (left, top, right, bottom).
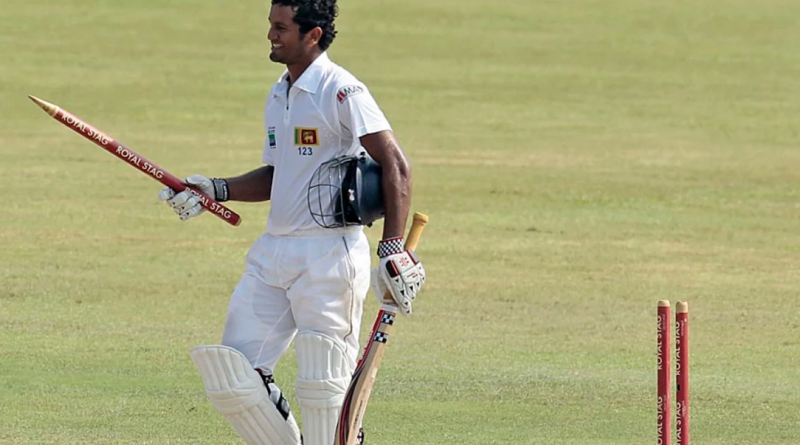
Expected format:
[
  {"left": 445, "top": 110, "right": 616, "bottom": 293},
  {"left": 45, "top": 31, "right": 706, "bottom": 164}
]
[{"left": 336, "top": 83, "right": 392, "bottom": 139}]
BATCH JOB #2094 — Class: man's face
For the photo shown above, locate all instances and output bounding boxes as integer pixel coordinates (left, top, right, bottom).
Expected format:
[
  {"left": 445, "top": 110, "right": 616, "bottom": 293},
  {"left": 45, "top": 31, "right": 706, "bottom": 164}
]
[{"left": 267, "top": 5, "right": 306, "bottom": 64}]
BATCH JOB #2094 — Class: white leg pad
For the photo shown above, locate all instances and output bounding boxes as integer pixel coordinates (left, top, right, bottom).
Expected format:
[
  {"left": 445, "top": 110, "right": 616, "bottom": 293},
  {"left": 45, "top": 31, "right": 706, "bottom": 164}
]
[
  {"left": 190, "top": 345, "right": 301, "bottom": 445},
  {"left": 295, "top": 332, "right": 353, "bottom": 445}
]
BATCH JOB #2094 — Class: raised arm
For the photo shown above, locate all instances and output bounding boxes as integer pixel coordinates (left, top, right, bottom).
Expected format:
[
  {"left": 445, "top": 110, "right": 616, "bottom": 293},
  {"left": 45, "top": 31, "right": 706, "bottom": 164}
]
[{"left": 158, "top": 166, "right": 274, "bottom": 221}]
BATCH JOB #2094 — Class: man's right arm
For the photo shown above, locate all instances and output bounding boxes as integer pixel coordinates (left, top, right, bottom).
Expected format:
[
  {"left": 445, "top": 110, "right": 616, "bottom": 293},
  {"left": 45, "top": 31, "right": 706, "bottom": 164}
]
[
  {"left": 225, "top": 165, "right": 274, "bottom": 202},
  {"left": 158, "top": 166, "right": 274, "bottom": 221}
]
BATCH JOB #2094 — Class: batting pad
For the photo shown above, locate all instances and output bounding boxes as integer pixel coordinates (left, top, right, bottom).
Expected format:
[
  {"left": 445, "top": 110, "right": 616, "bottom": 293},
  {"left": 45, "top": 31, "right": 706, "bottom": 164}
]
[
  {"left": 190, "top": 345, "right": 301, "bottom": 445},
  {"left": 295, "top": 332, "right": 353, "bottom": 445}
]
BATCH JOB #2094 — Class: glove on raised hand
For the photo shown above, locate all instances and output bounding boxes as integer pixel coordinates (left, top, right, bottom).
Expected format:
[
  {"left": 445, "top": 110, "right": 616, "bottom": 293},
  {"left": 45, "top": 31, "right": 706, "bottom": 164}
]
[
  {"left": 158, "top": 175, "right": 229, "bottom": 221},
  {"left": 371, "top": 237, "right": 426, "bottom": 316}
]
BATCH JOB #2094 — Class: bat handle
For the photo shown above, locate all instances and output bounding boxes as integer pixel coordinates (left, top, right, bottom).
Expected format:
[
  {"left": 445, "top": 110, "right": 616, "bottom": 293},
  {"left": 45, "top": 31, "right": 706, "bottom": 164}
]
[{"left": 404, "top": 212, "right": 429, "bottom": 251}]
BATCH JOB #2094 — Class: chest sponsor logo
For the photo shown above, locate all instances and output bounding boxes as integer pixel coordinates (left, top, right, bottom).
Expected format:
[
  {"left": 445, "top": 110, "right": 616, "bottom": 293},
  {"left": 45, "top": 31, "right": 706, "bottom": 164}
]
[
  {"left": 337, "top": 85, "right": 365, "bottom": 103},
  {"left": 294, "top": 127, "right": 319, "bottom": 146},
  {"left": 268, "top": 126, "right": 277, "bottom": 149}
]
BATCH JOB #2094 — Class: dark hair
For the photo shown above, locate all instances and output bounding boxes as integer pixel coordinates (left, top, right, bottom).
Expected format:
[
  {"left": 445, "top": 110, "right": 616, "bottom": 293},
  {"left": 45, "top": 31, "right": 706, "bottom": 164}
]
[{"left": 272, "top": 0, "right": 338, "bottom": 50}]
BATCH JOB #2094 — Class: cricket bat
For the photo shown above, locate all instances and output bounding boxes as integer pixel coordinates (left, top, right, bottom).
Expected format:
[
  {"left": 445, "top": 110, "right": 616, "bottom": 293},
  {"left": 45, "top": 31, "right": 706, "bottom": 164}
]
[{"left": 334, "top": 212, "right": 429, "bottom": 445}]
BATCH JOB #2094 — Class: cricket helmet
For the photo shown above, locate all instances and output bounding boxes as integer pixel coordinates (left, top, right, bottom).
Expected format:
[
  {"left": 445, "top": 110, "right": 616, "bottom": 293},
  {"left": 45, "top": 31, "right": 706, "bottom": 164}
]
[{"left": 308, "top": 151, "right": 385, "bottom": 228}]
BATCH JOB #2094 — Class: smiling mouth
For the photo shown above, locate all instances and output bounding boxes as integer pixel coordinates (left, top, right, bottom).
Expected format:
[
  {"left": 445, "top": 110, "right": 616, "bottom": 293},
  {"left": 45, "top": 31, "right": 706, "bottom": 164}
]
[{"left": 271, "top": 43, "right": 284, "bottom": 50}]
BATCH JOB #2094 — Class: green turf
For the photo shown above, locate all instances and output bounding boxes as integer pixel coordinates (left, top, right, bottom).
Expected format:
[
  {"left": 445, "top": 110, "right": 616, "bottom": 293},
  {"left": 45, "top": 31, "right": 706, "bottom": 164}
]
[{"left": 2, "top": 0, "right": 800, "bottom": 444}]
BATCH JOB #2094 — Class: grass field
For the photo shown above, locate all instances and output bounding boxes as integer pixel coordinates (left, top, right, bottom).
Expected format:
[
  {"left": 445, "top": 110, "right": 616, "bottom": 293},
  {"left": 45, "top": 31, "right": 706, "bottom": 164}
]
[{"left": 2, "top": 0, "right": 800, "bottom": 444}]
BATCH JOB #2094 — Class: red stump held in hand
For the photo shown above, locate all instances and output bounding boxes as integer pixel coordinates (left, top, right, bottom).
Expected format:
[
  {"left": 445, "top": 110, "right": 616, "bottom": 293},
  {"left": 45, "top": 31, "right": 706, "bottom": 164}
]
[{"left": 29, "top": 95, "right": 241, "bottom": 226}]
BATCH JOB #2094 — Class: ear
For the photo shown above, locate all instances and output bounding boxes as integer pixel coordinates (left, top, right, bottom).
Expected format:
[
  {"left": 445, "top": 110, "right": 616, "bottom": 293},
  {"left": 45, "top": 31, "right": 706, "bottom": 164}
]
[{"left": 304, "top": 26, "right": 323, "bottom": 48}]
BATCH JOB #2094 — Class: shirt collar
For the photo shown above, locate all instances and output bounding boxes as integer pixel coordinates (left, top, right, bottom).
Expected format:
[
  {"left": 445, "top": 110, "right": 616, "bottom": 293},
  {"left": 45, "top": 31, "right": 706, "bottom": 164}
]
[{"left": 276, "top": 52, "right": 331, "bottom": 95}]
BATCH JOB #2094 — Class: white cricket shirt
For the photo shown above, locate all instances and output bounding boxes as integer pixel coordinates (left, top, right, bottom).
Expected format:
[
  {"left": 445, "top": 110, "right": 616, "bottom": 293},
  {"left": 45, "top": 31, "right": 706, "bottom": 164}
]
[{"left": 262, "top": 52, "right": 392, "bottom": 236}]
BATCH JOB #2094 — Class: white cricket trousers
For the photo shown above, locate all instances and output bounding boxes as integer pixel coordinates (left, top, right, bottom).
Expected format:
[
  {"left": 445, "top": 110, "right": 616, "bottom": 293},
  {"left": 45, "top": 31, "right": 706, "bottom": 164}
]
[{"left": 221, "top": 228, "right": 372, "bottom": 374}]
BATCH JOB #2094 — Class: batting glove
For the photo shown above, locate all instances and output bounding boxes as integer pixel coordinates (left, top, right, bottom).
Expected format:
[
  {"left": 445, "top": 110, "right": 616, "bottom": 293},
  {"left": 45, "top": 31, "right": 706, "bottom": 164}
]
[
  {"left": 158, "top": 175, "right": 229, "bottom": 221},
  {"left": 371, "top": 237, "right": 426, "bottom": 316}
]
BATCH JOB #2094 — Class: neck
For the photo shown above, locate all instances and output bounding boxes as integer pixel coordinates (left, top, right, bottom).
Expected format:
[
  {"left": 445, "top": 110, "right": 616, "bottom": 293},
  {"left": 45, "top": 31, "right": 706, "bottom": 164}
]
[{"left": 287, "top": 49, "right": 323, "bottom": 84}]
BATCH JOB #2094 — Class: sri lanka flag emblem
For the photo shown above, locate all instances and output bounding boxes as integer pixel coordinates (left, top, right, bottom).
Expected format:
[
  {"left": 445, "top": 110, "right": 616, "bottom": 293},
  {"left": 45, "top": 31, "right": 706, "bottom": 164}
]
[{"left": 294, "top": 127, "right": 319, "bottom": 146}]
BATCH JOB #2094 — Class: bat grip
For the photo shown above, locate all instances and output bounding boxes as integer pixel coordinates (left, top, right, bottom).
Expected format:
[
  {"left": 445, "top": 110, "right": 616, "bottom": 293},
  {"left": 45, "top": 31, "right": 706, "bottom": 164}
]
[{"left": 404, "top": 212, "right": 429, "bottom": 251}]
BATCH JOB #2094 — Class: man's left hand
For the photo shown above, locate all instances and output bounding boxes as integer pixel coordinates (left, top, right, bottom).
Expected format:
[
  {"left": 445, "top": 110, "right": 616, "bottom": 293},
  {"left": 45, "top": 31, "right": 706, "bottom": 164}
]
[{"left": 371, "top": 237, "right": 426, "bottom": 316}]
